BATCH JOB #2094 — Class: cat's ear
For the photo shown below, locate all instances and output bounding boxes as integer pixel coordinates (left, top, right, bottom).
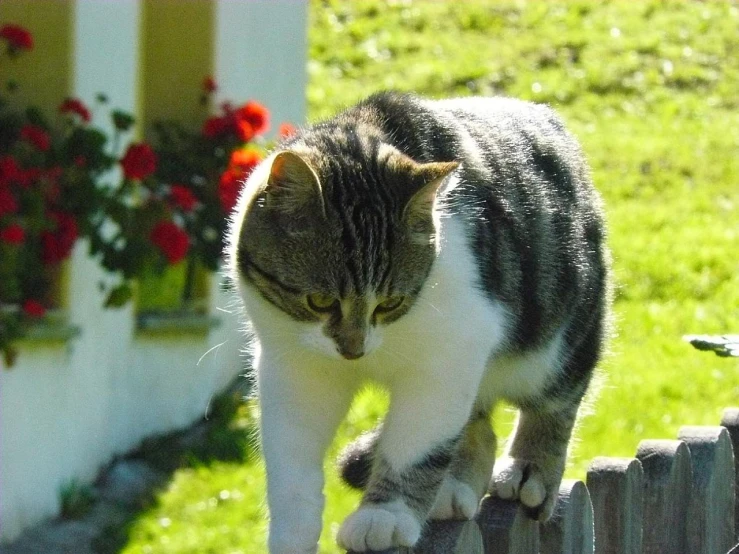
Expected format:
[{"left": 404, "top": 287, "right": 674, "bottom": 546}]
[
  {"left": 402, "top": 161, "right": 459, "bottom": 231},
  {"left": 264, "top": 151, "right": 325, "bottom": 215}
]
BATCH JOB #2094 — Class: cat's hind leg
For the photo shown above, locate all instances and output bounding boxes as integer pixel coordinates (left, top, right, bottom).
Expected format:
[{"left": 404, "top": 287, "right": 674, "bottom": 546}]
[
  {"left": 490, "top": 402, "right": 578, "bottom": 521},
  {"left": 491, "top": 316, "right": 603, "bottom": 521}
]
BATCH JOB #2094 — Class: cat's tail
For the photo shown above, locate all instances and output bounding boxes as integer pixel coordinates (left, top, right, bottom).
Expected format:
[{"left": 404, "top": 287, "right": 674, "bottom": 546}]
[{"left": 336, "top": 425, "right": 382, "bottom": 490}]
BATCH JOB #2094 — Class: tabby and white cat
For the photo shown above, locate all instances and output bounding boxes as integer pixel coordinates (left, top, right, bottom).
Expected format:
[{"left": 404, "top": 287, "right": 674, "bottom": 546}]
[{"left": 226, "top": 92, "right": 609, "bottom": 553}]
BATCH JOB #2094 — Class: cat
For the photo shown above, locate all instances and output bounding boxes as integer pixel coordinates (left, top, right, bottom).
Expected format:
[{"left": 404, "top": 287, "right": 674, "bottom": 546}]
[{"left": 225, "top": 91, "right": 610, "bottom": 553}]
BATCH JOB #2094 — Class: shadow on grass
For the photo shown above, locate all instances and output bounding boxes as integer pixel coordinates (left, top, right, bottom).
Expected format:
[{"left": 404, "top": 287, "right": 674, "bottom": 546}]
[{"left": 90, "top": 378, "right": 259, "bottom": 553}]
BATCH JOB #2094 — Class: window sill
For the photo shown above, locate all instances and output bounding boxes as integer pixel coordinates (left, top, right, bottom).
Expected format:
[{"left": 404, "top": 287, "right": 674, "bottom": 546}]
[
  {"left": 20, "top": 311, "right": 81, "bottom": 343},
  {"left": 136, "top": 311, "right": 221, "bottom": 336}
]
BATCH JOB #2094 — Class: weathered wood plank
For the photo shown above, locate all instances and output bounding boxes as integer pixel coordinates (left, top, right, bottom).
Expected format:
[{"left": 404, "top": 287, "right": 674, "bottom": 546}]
[
  {"left": 586, "top": 457, "right": 643, "bottom": 554},
  {"left": 346, "top": 517, "right": 482, "bottom": 554},
  {"left": 722, "top": 408, "right": 739, "bottom": 543},
  {"left": 635, "top": 439, "right": 692, "bottom": 554},
  {"left": 677, "top": 426, "right": 735, "bottom": 554},
  {"left": 540, "top": 479, "right": 594, "bottom": 554},
  {"left": 476, "top": 496, "right": 539, "bottom": 554}
]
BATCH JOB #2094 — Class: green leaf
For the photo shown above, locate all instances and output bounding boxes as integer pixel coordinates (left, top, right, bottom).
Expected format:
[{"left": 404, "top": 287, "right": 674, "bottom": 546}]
[
  {"left": 104, "top": 283, "right": 133, "bottom": 308},
  {"left": 111, "top": 110, "right": 135, "bottom": 132}
]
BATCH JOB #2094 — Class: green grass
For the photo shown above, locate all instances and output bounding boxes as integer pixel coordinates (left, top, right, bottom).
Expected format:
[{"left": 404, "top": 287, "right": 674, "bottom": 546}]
[{"left": 119, "top": 1, "right": 739, "bottom": 552}]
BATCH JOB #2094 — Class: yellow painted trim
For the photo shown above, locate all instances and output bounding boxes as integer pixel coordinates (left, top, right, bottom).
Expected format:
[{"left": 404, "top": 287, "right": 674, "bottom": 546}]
[
  {"left": 140, "top": 0, "right": 214, "bottom": 132},
  {"left": 0, "top": 0, "right": 73, "bottom": 116}
]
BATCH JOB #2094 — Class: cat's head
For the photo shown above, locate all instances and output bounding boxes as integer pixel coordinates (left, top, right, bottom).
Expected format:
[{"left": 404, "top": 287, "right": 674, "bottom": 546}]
[{"left": 232, "top": 139, "right": 457, "bottom": 360}]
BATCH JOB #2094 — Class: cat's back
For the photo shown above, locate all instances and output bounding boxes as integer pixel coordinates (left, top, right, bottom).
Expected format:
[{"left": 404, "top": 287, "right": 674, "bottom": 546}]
[{"left": 355, "top": 92, "right": 609, "bottom": 351}]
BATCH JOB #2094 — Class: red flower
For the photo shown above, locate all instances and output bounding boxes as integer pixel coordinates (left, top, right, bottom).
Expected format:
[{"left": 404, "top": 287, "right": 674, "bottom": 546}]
[
  {"left": 218, "top": 169, "right": 243, "bottom": 214},
  {"left": 202, "top": 76, "right": 217, "bottom": 94},
  {"left": 0, "top": 156, "right": 22, "bottom": 187},
  {"left": 150, "top": 221, "right": 189, "bottom": 264},
  {"left": 22, "top": 300, "right": 45, "bottom": 319},
  {"left": 41, "top": 212, "right": 78, "bottom": 264},
  {"left": 202, "top": 116, "right": 229, "bottom": 138},
  {"left": 218, "top": 149, "right": 262, "bottom": 214},
  {"left": 0, "top": 24, "right": 33, "bottom": 52},
  {"left": 219, "top": 174, "right": 241, "bottom": 214},
  {"left": 0, "top": 189, "right": 18, "bottom": 217},
  {"left": 169, "top": 184, "right": 198, "bottom": 212},
  {"left": 59, "top": 98, "right": 91, "bottom": 123},
  {"left": 20, "top": 124, "right": 51, "bottom": 152},
  {"left": 278, "top": 122, "right": 297, "bottom": 139},
  {"left": 0, "top": 224, "right": 24, "bottom": 245},
  {"left": 74, "top": 155, "right": 86, "bottom": 167},
  {"left": 229, "top": 149, "right": 262, "bottom": 171},
  {"left": 234, "top": 101, "right": 269, "bottom": 141},
  {"left": 17, "top": 167, "right": 41, "bottom": 189},
  {"left": 120, "top": 143, "right": 157, "bottom": 180}
]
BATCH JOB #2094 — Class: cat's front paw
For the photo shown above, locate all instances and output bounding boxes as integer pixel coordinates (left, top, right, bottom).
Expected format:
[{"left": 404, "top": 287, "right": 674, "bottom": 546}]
[
  {"left": 337, "top": 501, "right": 421, "bottom": 552},
  {"left": 490, "top": 457, "right": 562, "bottom": 521},
  {"left": 428, "top": 476, "right": 481, "bottom": 520}
]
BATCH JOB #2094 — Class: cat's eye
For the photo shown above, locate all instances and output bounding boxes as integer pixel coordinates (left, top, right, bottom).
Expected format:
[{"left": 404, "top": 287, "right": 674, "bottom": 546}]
[
  {"left": 306, "top": 293, "right": 338, "bottom": 312},
  {"left": 374, "top": 296, "right": 405, "bottom": 314}
]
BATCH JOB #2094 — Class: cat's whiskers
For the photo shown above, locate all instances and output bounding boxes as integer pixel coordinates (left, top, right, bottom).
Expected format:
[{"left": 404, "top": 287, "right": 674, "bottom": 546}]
[
  {"left": 197, "top": 340, "right": 228, "bottom": 366},
  {"left": 377, "top": 343, "right": 416, "bottom": 365},
  {"left": 414, "top": 296, "right": 444, "bottom": 315}
]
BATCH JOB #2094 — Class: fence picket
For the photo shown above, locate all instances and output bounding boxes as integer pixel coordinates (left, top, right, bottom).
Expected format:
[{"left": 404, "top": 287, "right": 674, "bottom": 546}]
[
  {"left": 406, "top": 519, "right": 482, "bottom": 554},
  {"left": 476, "top": 496, "right": 539, "bottom": 554},
  {"left": 677, "top": 426, "right": 735, "bottom": 554},
  {"left": 586, "top": 457, "right": 643, "bottom": 554},
  {"left": 635, "top": 440, "right": 691, "bottom": 554},
  {"left": 721, "top": 408, "right": 739, "bottom": 543},
  {"left": 540, "top": 479, "right": 594, "bottom": 554}
]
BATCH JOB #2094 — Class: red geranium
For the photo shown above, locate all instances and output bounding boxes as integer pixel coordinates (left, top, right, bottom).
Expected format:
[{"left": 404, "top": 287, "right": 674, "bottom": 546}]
[
  {"left": 17, "top": 167, "right": 41, "bottom": 189},
  {"left": 169, "top": 184, "right": 198, "bottom": 212},
  {"left": 121, "top": 143, "right": 157, "bottom": 180},
  {"left": 218, "top": 149, "right": 262, "bottom": 214},
  {"left": 22, "top": 299, "right": 45, "bottom": 319},
  {"left": 202, "top": 116, "right": 230, "bottom": 138},
  {"left": 59, "top": 98, "right": 91, "bottom": 123},
  {"left": 218, "top": 169, "right": 242, "bottom": 214},
  {"left": 278, "top": 122, "right": 297, "bottom": 139},
  {"left": 0, "top": 156, "right": 22, "bottom": 187},
  {"left": 234, "top": 101, "right": 269, "bottom": 141},
  {"left": 0, "top": 189, "right": 18, "bottom": 217},
  {"left": 230, "top": 149, "right": 262, "bottom": 171},
  {"left": 0, "top": 24, "right": 33, "bottom": 52},
  {"left": 20, "top": 124, "right": 51, "bottom": 152},
  {"left": 41, "top": 212, "right": 78, "bottom": 265},
  {"left": 0, "top": 224, "right": 24, "bottom": 245},
  {"left": 150, "top": 221, "right": 189, "bottom": 264}
]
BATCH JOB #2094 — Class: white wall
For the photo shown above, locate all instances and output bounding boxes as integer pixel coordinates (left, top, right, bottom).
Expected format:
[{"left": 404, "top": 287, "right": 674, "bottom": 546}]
[{"left": 0, "top": 0, "right": 307, "bottom": 543}]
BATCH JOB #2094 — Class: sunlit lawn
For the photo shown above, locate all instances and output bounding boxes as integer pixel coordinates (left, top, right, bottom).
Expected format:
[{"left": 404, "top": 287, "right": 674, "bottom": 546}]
[{"left": 120, "top": 1, "right": 739, "bottom": 552}]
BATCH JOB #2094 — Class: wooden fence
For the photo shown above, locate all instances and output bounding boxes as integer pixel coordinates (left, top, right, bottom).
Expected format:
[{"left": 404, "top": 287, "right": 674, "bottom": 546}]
[{"left": 351, "top": 407, "right": 739, "bottom": 554}]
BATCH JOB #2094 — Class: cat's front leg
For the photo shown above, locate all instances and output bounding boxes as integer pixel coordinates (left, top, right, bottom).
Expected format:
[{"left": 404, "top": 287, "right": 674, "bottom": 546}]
[
  {"left": 259, "top": 358, "right": 357, "bottom": 554},
  {"left": 337, "top": 369, "right": 479, "bottom": 552}
]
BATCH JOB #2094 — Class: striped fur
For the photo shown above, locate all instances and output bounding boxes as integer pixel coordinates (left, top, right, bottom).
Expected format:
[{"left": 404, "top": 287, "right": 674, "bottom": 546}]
[{"left": 226, "top": 92, "right": 610, "bottom": 553}]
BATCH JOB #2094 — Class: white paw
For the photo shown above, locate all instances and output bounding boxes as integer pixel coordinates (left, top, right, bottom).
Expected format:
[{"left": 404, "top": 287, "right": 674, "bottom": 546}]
[
  {"left": 428, "top": 477, "right": 481, "bottom": 520},
  {"left": 337, "top": 502, "right": 422, "bottom": 552},
  {"left": 490, "top": 457, "right": 557, "bottom": 521}
]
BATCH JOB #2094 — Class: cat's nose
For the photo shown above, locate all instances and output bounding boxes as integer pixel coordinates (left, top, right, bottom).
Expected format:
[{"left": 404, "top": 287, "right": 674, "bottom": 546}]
[{"left": 339, "top": 348, "right": 364, "bottom": 360}]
